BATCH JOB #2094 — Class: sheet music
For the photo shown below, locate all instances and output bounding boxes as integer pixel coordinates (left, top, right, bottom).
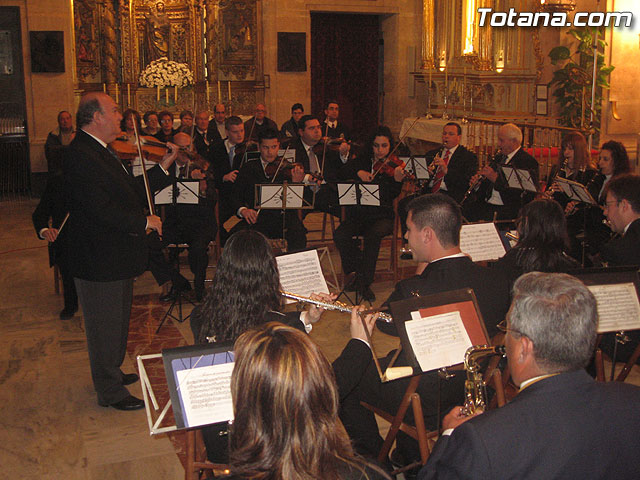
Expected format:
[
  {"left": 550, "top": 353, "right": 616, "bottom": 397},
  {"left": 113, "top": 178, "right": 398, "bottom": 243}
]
[
  {"left": 503, "top": 166, "right": 537, "bottom": 192},
  {"left": 587, "top": 283, "right": 640, "bottom": 333},
  {"left": 258, "top": 185, "right": 305, "bottom": 209},
  {"left": 401, "top": 156, "right": 430, "bottom": 181},
  {"left": 176, "top": 361, "right": 234, "bottom": 428},
  {"left": 276, "top": 249, "right": 329, "bottom": 303},
  {"left": 359, "top": 184, "right": 381, "bottom": 206},
  {"left": 131, "top": 157, "right": 155, "bottom": 177},
  {"left": 337, "top": 183, "right": 358, "bottom": 205},
  {"left": 278, "top": 149, "right": 296, "bottom": 162},
  {"left": 154, "top": 181, "right": 200, "bottom": 205},
  {"left": 460, "top": 223, "right": 506, "bottom": 262},
  {"left": 405, "top": 310, "right": 472, "bottom": 372}
]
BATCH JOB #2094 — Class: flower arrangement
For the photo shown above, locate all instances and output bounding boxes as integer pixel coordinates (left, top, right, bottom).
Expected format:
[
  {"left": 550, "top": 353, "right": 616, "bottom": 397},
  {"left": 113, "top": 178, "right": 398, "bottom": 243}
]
[{"left": 138, "top": 57, "right": 194, "bottom": 88}]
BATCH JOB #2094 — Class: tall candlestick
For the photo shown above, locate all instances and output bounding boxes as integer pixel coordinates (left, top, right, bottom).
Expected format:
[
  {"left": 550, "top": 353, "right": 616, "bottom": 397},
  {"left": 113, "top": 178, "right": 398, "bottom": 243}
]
[
  {"left": 206, "top": 80, "right": 210, "bottom": 105},
  {"left": 157, "top": 85, "right": 160, "bottom": 102},
  {"left": 127, "top": 83, "right": 131, "bottom": 105},
  {"left": 115, "top": 84, "right": 119, "bottom": 104},
  {"left": 228, "top": 81, "right": 232, "bottom": 102},
  {"left": 217, "top": 81, "right": 221, "bottom": 104},
  {"left": 103, "top": 83, "right": 106, "bottom": 94},
  {"left": 175, "top": 85, "right": 178, "bottom": 102},
  {"left": 165, "top": 87, "right": 169, "bottom": 104}
]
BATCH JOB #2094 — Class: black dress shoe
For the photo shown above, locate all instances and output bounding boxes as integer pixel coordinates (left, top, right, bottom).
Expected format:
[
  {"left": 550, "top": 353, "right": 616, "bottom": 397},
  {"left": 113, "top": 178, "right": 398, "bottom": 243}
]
[
  {"left": 99, "top": 395, "right": 144, "bottom": 411},
  {"left": 122, "top": 373, "right": 139, "bottom": 385},
  {"left": 59, "top": 306, "right": 78, "bottom": 320}
]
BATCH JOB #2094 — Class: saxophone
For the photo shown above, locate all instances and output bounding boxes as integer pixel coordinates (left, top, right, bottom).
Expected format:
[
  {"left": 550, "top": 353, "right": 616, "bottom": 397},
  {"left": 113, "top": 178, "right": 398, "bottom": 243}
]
[{"left": 460, "top": 344, "right": 506, "bottom": 416}]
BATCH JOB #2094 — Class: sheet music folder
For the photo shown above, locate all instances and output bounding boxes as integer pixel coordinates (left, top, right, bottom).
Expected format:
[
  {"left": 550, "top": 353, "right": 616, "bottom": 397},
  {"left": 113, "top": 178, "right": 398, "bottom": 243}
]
[
  {"left": 377, "top": 288, "right": 490, "bottom": 382},
  {"left": 162, "top": 342, "right": 235, "bottom": 430}
]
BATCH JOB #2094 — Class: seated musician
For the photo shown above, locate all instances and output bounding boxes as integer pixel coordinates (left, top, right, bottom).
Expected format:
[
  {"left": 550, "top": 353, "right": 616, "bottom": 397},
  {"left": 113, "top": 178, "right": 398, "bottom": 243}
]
[
  {"left": 462, "top": 123, "right": 539, "bottom": 222},
  {"left": 291, "top": 114, "right": 348, "bottom": 217},
  {"left": 280, "top": 102, "right": 304, "bottom": 139},
  {"left": 209, "top": 103, "right": 227, "bottom": 144},
  {"left": 493, "top": 198, "right": 579, "bottom": 288},
  {"left": 398, "top": 122, "right": 477, "bottom": 254},
  {"left": 210, "top": 116, "right": 246, "bottom": 245},
  {"left": 333, "top": 194, "right": 510, "bottom": 467},
  {"left": 323, "top": 99, "right": 351, "bottom": 141},
  {"left": 418, "top": 272, "right": 640, "bottom": 480},
  {"left": 243, "top": 104, "right": 278, "bottom": 143},
  {"left": 227, "top": 322, "right": 390, "bottom": 480},
  {"left": 229, "top": 128, "right": 307, "bottom": 251},
  {"left": 333, "top": 126, "right": 404, "bottom": 302},
  {"left": 161, "top": 132, "right": 217, "bottom": 301},
  {"left": 189, "top": 229, "right": 334, "bottom": 463}
]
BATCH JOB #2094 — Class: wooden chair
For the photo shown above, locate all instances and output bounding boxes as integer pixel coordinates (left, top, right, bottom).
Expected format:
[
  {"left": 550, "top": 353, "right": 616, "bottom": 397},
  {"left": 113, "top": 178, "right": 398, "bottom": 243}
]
[{"left": 185, "top": 429, "right": 230, "bottom": 480}]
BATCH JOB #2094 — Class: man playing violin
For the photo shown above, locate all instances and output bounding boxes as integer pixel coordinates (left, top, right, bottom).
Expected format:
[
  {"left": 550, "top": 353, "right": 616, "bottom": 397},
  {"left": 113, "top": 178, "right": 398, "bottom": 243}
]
[
  {"left": 229, "top": 128, "right": 307, "bottom": 251},
  {"left": 162, "top": 132, "right": 217, "bottom": 301},
  {"left": 333, "top": 125, "right": 405, "bottom": 302},
  {"left": 290, "top": 114, "right": 348, "bottom": 217},
  {"left": 64, "top": 92, "right": 178, "bottom": 411}
]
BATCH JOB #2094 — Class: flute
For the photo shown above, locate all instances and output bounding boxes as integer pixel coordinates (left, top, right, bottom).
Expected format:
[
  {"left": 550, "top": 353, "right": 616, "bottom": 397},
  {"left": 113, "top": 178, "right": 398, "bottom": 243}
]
[{"left": 281, "top": 291, "right": 393, "bottom": 323}]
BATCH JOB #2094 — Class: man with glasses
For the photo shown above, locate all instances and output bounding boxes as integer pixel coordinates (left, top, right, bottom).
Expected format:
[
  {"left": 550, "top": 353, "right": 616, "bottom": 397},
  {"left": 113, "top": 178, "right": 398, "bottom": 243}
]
[
  {"left": 600, "top": 173, "right": 640, "bottom": 266},
  {"left": 419, "top": 272, "right": 640, "bottom": 479}
]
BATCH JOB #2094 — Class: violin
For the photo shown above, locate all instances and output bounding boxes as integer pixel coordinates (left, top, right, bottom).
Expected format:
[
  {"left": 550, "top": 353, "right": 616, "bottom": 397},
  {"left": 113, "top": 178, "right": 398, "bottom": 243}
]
[
  {"left": 264, "top": 158, "right": 309, "bottom": 182},
  {"left": 110, "top": 134, "right": 172, "bottom": 162},
  {"left": 372, "top": 154, "right": 406, "bottom": 179}
]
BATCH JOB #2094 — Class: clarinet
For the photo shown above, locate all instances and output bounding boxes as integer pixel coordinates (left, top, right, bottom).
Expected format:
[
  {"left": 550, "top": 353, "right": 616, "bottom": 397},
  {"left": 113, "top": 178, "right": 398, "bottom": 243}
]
[{"left": 460, "top": 152, "right": 505, "bottom": 206}]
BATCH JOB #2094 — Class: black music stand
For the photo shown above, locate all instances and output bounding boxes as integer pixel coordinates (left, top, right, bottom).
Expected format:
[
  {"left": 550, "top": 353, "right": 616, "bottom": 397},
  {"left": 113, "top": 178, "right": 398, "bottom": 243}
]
[
  {"left": 255, "top": 182, "right": 313, "bottom": 253},
  {"left": 154, "top": 179, "right": 200, "bottom": 332}
]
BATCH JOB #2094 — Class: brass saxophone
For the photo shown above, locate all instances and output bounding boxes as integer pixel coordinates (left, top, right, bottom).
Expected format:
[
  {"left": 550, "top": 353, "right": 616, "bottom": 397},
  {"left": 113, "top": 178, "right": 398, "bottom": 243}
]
[{"left": 460, "top": 344, "right": 506, "bottom": 416}]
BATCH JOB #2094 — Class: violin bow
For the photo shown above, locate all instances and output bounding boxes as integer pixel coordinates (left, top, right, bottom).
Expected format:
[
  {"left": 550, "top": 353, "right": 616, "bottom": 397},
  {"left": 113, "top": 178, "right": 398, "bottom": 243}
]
[
  {"left": 370, "top": 115, "right": 423, "bottom": 181},
  {"left": 132, "top": 118, "right": 156, "bottom": 216}
]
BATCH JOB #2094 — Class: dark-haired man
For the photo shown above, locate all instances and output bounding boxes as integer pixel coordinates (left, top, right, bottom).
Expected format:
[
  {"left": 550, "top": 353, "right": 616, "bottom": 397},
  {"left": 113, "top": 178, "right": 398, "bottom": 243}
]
[
  {"left": 323, "top": 100, "right": 350, "bottom": 140},
  {"left": 64, "top": 92, "right": 177, "bottom": 410},
  {"left": 229, "top": 128, "right": 306, "bottom": 250},
  {"left": 333, "top": 193, "right": 510, "bottom": 463},
  {"left": 419, "top": 272, "right": 640, "bottom": 479},
  {"left": 600, "top": 173, "right": 640, "bottom": 266},
  {"left": 280, "top": 103, "right": 304, "bottom": 139}
]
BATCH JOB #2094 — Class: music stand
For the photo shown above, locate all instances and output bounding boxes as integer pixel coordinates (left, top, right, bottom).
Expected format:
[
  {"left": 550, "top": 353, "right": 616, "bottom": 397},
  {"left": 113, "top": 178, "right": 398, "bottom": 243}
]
[
  {"left": 501, "top": 165, "right": 538, "bottom": 194},
  {"left": 555, "top": 177, "right": 597, "bottom": 266},
  {"left": 401, "top": 155, "right": 431, "bottom": 183},
  {"left": 255, "top": 182, "right": 313, "bottom": 253},
  {"left": 155, "top": 179, "right": 200, "bottom": 332}
]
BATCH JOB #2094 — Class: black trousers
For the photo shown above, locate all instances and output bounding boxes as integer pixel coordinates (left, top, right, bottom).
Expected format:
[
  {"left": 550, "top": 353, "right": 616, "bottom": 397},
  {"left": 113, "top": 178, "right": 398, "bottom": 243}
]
[{"left": 75, "top": 277, "right": 134, "bottom": 405}]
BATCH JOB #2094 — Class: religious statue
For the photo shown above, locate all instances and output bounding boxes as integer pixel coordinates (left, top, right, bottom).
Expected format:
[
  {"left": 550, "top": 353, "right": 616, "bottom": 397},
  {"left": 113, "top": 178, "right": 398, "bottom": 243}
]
[{"left": 144, "top": 1, "right": 171, "bottom": 64}]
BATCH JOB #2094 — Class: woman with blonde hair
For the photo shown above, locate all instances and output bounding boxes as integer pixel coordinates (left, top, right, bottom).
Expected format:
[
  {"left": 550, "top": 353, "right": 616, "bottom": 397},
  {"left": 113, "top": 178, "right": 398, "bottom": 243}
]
[{"left": 227, "top": 322, "right": 390, "bottom": 480}]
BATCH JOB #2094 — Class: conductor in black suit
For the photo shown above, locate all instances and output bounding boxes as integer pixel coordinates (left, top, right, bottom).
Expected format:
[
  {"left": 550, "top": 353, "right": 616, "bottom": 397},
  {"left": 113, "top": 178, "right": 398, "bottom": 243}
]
[
  {"left": 419, "top": 272, "right": 640, "bottom": 480},
  {"left": 64, "top": 93, "right": 177, "bottom": 410},
  {"left": 464, "top": 123, "right": 539, "bottom": 222},
  {"left": 333, "top": 194, "right": 511, "bottom": 462}
]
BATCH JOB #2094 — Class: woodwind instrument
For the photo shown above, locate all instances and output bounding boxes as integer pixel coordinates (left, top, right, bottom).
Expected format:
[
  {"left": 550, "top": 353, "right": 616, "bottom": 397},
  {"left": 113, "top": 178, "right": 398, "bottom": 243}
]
[
  {"left": 280, "top": 291, "right": 393, "bottom": 323},
  {"left": 460, "top": 150, "right": 505, "bottom": 206},
  {"left": 460, "top": 344, "right": 506, "bottom": 416}
]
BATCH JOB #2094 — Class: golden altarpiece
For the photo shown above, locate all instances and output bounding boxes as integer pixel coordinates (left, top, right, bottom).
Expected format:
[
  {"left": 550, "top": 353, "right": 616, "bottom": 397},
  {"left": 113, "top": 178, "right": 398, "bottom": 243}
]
[{"left": 73, "top": 0, "right": 263, "bottom": 115}]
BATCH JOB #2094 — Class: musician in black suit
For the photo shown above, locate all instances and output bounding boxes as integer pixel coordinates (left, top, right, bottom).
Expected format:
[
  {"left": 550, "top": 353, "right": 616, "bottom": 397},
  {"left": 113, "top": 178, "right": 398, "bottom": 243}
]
[
  {"left": 323, "top": 100, "right": 351, "bottom": 140},
  {"left": 162, "top": 132, "right": 217, "bottom": 301},
  {"left": 32, "top": 170, "right": 77, "bottom": 319},
  {"left": 419, "top": 272, "right": 640, "bottom": 480},
  {"left": 464, "top": 123, "right": 539, "bottom": 222},
  {"left": 210, "top": 115, "right": 247, "bottom": 245},
  {"left": 192, "top": 110, "right": 218, "bottom": 158},
  {"left": 209, "top": 103, "right": 227, "bottom": 143},
  {"left": 64, "top": 93, "right": 177, "bottom": 410},
  {"left": 333, "top": 194, "right": 511, "bottom": 463},
  {"left": 229, "top": 128, "right": 307, "bottom": 251}
]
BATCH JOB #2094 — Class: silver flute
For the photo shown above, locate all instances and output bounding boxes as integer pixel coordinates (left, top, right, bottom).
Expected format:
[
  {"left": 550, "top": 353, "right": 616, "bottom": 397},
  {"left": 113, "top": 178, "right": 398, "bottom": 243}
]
[{"left": 281, "top": 291, "right": 393, "bottom": 323}]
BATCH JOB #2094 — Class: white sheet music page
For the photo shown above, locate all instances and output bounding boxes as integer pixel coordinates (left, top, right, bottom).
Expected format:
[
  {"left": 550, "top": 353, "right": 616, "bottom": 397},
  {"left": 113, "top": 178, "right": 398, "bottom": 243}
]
[
  {"left": 588, "top": 283, "right": 640, "bottom": 333},
  {"left": 176, "top": 361, "right": 234, "bottom": 428},
  {"left": 359, "top": 184, "right": 381, "bottom": 206},
  {"left": 405, "top": 310, "right": 472, "bottom": 372},
  {"left": 337, "top": 183, "right": 358, "bottom": 205},
  {"left": 276, "top": 249, "right": 329, "bottom": 303},
  {"left": 460, "top": 223, "right": 506, "bottom": 262}
]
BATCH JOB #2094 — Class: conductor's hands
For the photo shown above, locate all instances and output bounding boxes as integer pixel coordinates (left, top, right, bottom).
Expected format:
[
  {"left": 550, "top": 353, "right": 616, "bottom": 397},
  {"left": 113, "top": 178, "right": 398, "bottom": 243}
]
[
  {"left": 146, "top": 215, "right": 162, "bottom": 236},
  {"left": 42, "top": 228, "right": 59, "bottom": 243}
]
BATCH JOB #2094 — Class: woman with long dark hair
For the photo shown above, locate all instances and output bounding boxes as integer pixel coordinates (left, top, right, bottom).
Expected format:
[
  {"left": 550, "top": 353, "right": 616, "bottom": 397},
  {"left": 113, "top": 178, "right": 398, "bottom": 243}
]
[
  {"left": 334, "top": 125, "right": 405, "bottom": 302},
  {"left": 547, "top": 132, "right": 596, "bottom": 203},
  {"left": 495, "top": 198, "right": 579, "bottom": 286},
  {"left": 190, "top": 229, "right": 333, "bottom": 462},
  {"left": 227, "top": 322, "right": 389, "bottom": 480}
]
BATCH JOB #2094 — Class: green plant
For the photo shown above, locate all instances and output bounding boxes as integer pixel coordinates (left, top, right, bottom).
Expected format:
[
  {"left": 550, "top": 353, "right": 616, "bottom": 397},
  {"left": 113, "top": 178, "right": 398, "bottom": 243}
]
[{"left": 548, "top": 27, "right": 614, "bottom": 137}]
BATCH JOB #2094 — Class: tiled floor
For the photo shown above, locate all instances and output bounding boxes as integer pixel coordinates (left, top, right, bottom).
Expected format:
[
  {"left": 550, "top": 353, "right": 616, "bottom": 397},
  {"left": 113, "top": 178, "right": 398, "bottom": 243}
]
[{"left": 1, "top": 197, "right": 638, "bottom": 479}]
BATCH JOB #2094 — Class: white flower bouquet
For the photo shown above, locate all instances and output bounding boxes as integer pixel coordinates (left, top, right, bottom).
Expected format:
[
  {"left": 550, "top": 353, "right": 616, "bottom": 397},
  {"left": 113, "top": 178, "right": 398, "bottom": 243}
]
[{"left": 138, "top": 57, "right": 194, "bottom": 88}]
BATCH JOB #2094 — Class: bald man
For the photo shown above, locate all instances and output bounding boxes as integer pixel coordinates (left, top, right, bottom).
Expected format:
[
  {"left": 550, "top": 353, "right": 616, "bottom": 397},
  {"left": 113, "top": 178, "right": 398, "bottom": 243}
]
[{"left": 244, "top": 103, "right": 278, "bottom": 142}]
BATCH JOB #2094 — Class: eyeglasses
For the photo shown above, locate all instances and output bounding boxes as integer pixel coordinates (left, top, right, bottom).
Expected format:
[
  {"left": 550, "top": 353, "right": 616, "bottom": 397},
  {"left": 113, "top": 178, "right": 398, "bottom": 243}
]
[
  {"left": 497, "top": 319, "right": 524, "bottom": 337},
  {"left": 604, "top": 200, "right": 620, "bottom": 208}
]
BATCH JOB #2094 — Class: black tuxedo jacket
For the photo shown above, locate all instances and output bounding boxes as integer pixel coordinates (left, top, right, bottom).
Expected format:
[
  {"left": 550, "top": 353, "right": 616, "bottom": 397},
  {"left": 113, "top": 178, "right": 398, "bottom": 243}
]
[
  {"left": 244, "top": 116, "right": 278, "bottom": 142},
  {"left": 323, "top": 120, "right": 350, "bottom": 141},
  {"left": 600, "top": 218, "right": 640, "bottom": 266},
  {"left": 231, "top": 158, "right": 269, "bottom": 214},
  {"left": 419, "top": 369, "right": 640, "bottom": 480},
  {"left": 280, "top": 118, "right": 299, "bottom": 139},
  {"left": 425, "top": 145, "right": 478, "bottom": 203},
  {"left": 64, "top": 130, "right": 169, "bottom": 281},
  {"left": 32, "top": 171, "right": 68, "bottom": 266},
  {"left": 290, "top": 137, "right": 344, "bottom": 182},
  {"left": 491, "top": 148, "right": 540, "bottom": 219},
  {"left": 210, "top": 140, "right": 246, "bottom": 195},
  {"left": 193, "top": 127, "right": 220, "bottom": 158},
  {"left": 380, "top": 257, "right": 511, "bottom": 338}
]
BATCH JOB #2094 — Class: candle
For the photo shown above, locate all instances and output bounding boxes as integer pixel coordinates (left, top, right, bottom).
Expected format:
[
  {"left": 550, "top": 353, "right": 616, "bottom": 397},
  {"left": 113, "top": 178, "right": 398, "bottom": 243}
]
[
  {"left": 127, "top": 84, "right": 131, "bottom": 105},
  {"left": 165, "top": 87, "right": 169, "bottom": 104},
  {"left": 206, "top": 80, "right": 210, "bottom": 105},
  {"left": 103, "top": 83, "right": 106, "bottom": 94},
  {"left": 175, "top": 85, "right": 178, "bottom": 102},
  {"left": 228, "top": 81, "right": 231, "bottom": 102},
  {"left": 115, "top": 84, "right": 119, "bottom": 104},
  {"left": 157, "top": 85, "right": 160, "bottom": 101},
  {"left": 217, "top": 81, "right": 221, "bottom": 104}
]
